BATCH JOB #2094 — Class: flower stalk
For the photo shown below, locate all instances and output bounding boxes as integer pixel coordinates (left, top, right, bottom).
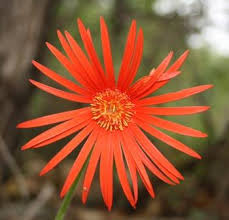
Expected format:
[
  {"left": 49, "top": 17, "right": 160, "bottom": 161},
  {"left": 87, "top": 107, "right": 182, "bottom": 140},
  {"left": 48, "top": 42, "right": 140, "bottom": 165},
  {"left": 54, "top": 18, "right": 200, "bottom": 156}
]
[{"left": 55, "top": 159, "right": 88, "bottom": 220}]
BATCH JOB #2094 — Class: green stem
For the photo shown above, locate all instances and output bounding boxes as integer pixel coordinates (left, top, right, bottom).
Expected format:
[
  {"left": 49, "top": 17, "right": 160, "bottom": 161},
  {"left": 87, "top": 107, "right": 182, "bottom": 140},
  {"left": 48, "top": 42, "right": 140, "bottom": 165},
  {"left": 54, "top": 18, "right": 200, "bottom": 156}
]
[{"left": 55, "top": 162, "right": 87, "bottom": 220}]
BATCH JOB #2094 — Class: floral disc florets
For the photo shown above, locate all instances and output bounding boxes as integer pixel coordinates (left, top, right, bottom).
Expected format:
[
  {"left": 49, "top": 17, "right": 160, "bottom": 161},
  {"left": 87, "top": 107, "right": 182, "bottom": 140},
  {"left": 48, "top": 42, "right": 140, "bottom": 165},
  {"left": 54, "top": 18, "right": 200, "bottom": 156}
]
[{"left": 91, "top": 89, "right": 135, "bottom": 131}]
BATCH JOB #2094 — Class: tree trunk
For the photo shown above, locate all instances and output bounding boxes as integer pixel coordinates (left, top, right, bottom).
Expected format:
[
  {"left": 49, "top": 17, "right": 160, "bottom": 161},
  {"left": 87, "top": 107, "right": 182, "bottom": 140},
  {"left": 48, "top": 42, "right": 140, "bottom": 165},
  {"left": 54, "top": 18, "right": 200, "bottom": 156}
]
[{"left": 0, "top": 0, "right": 59, "bottom": 150}]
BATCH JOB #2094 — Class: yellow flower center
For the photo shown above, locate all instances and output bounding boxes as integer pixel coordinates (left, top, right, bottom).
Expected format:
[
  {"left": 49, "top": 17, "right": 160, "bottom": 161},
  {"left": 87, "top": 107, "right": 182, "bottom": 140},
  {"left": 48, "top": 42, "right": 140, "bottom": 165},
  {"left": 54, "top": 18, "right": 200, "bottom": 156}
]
[{"left": 91, "top": 89, "right": 135, "bottom": 131}]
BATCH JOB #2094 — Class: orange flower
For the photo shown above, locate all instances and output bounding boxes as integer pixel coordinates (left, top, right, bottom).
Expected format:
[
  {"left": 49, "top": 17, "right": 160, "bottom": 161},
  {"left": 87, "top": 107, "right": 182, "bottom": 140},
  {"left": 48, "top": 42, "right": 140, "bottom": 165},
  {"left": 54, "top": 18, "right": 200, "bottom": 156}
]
[{"left": 18, "top": 17, "right": 212, "bottom": 210}]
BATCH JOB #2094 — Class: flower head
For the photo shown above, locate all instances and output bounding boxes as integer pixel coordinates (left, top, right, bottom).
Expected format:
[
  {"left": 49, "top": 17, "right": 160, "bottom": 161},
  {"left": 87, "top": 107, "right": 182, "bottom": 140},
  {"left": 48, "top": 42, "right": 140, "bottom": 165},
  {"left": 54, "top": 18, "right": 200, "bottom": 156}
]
[{"left": 17, "top": 17, "right": 212, "bottom": 210}]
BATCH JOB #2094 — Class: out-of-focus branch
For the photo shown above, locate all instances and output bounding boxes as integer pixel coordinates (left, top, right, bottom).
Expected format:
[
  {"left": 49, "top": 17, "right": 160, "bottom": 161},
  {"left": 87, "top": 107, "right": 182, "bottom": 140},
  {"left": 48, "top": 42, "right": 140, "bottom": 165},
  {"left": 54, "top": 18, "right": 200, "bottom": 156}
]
[
  {"left": 21, "top": 182, "right": 54, "bottom": 220},
  {"left": 0, "top": 135, "right": 29, "bottom": 198}
]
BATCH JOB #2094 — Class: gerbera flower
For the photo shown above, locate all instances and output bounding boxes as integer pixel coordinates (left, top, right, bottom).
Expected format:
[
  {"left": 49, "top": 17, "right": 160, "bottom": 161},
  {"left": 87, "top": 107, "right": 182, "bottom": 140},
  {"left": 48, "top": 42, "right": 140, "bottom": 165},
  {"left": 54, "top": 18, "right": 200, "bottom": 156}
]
[{"left": 17, "top": 17, "right": 212, "bottom": 210}]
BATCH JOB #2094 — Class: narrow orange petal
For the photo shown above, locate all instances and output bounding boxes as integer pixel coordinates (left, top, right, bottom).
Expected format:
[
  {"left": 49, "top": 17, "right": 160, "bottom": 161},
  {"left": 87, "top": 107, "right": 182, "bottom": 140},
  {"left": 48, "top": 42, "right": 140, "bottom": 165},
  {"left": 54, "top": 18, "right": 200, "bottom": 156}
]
[
  {"left": 21, "top": 111, "right": 91, "bottom": 150},
  {"left": 17, "top": 107, "right": 89, "bottom": 128},
  {"left": 100, "top": 133, "right": 114, "bottom": 210},
  {"left": 152, "top": 162, "right": 180, "bottom": 184},
  {"left": 136, "top": 119, "right": 201, "bottom": 159},
  {"left": 119, "top": 131, "right": 138, "bottom": 203},
  {"left": 136, "top": 114, "right": 207, "bottom": 137},
  {"left": 77, "top": 19, "right": 107, "bottom": 87},
  {"left": 29, "top": 79, "right": 91, "bottom": 103},
  {"left": 121, "top": 130, "right": 155, "bottom": 198},
  {"left": 60, "top": 129, "right": 99, "bottom": 197},
  {"left": 64, "top": 31, "right": 103, "bottom": 90},
  {"left": 146, "top": 50, "right": 189, "bottom": 94},
  {"left": 57, "top": 31, "right": 94, "bottom": 90},
  {"left": 33, "top": 120, "right": 90, "bottom": 149},
  {"left": 32, "top": 60, "right": 87, "bottom": 95},
  {"left": 100, "top": 17, "right": 115, "bottom": 88},
  {"left": 130, "top": 52, "right": 173, "bottom": 98},
  {"left": 113, "top": 133, "right": 136, "bottom": 207},
  {"left": 167, "top": 50, "right": 189, "bottom": 72},
  {"left": 106, "top": 134, "right": 114, "bottom": 210},
  {"left": 158, "top": 71, "right": 180, "bottom": 81},
  {"left": 132, "top": 130, "right": 181, "bottom": 184},
  {"left": 123, "top": 28, "right": 144, "bottom": 90},
  {"left": 136, "top": 85, "right": 213, "bottom": 106},
  {"left": 82, "top": 128, "right": 106, "bottom": 204},
  {"left": 46, "top": 42, "right": 93, "bottom": 89},
  {"left": 132, "top": 139, "right": 175, "bottom": 185},
  {"left": 40, "top": 122, "right": 96, "bottom": 176},
  {"left": 127, "top": 127, "right": 175, "bottom": 185},
  {"left": 117, "top": 20, "right": 137, "bottom": 89},
  {"left": 130, "top": 123, "right": 183, "bottom": 180},
  {"left": 99, "top": 134, "right": 108, "bottom": 207},
  {"left": 136, "top": 106, "right": 210, "bottom": 115}
]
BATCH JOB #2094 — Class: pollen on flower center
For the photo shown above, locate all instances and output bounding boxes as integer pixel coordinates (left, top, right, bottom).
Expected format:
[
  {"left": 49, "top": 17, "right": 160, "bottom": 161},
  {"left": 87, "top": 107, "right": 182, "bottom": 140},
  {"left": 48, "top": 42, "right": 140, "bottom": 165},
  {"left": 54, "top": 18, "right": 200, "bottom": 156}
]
[{"left": 91, "top": 89, "right": 135, "bottom": 131}]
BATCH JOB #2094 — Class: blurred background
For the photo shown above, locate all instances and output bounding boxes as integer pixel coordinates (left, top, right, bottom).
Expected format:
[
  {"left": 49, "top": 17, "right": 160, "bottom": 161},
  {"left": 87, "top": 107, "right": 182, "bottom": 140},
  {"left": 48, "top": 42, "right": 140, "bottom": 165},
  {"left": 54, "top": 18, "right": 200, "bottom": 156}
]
[{"left": 0, "top": 0, "right": 229, "bottom": 219}]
